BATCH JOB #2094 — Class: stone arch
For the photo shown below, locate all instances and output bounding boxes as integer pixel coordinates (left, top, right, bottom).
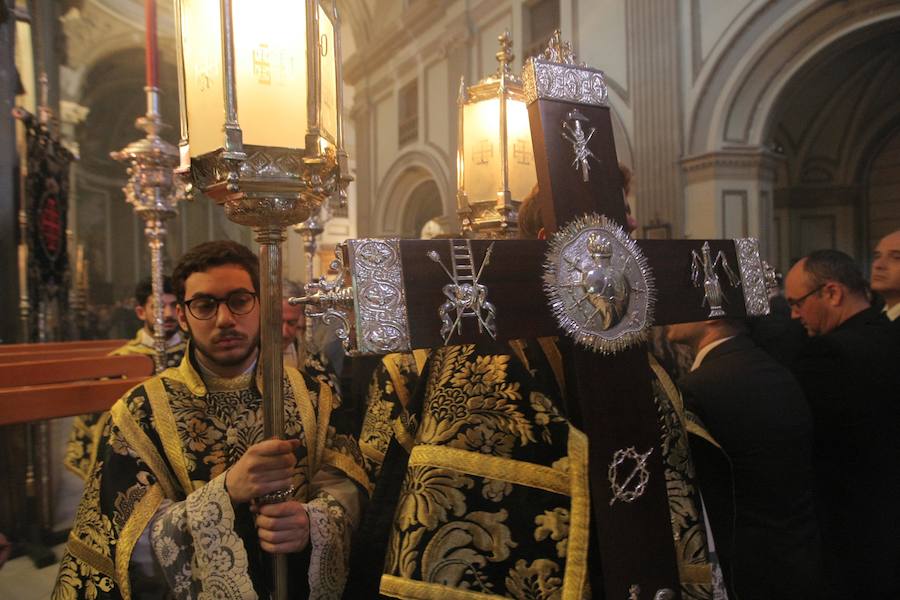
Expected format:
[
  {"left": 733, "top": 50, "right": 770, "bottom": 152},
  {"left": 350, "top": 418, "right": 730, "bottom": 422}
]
[
  {"left": 374, "top": 147, "right": 452, "bottom": 236},
  {"left": 688, "top": 0, "right": 900, "bottom": 155}
]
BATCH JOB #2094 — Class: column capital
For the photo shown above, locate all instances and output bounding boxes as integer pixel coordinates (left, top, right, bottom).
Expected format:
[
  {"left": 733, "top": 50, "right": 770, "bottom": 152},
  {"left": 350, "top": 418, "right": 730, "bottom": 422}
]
[{"left": 681, "top": 147, "right": 784, "bottom": 184}]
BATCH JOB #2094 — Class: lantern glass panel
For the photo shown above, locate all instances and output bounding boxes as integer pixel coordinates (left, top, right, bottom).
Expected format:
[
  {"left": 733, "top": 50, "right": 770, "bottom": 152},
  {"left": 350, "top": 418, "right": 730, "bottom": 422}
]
[
  {"left": 506, "top": 99, "right": 536, "bottom": 201},
  {"left": 233, "top": 0, "right": 309, "bottom": 149},
  {"left": 181, "top": 0, "right": 225, "bottom": 157},
  {"left": 463, "top": 97, "right": 501, "bottom": 204},
  {"left": 319, "top": 4, "right": 338, "bottom": 144}
]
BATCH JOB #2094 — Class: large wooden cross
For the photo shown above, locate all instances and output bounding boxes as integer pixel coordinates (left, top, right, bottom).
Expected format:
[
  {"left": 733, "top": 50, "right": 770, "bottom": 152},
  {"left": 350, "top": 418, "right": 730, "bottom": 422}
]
[{"left": 302, "top": 39, "right": 770, "bottom": 600}]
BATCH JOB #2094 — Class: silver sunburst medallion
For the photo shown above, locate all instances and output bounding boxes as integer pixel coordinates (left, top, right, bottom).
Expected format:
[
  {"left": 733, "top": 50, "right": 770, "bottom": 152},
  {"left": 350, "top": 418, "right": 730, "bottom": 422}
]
[{"left": 544, "top": 214, "right": 656, "bottom": 354}]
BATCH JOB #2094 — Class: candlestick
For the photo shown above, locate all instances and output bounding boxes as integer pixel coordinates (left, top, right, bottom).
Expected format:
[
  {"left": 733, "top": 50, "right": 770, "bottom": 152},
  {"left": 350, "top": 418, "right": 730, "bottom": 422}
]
[{"left": 145, "top": 0, "right": 158, "bottom": 90}]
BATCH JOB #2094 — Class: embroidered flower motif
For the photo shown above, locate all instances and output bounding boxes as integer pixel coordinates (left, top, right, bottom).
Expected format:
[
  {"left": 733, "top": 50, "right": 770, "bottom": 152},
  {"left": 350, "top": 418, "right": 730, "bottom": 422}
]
[
  {"left": 184, "top": 417, "right": 222, "bottom": 453},
  {"left": 396, "top": 465, "right": 474, "bottom": 531},
  {"left": 154, "top": 536, "right": 179, "bottom": 567},
  {"left": 457, "top": 427, "right": 515, "bottom": 457},
  {"left": 534, "top": 508, "right": 570, "bottom": 558},
  {"left": 482, "top": 478, "right": 514, "bottom": 502},
  {"left": 505, "top": 558, "right": 563, "bottom": 600}
]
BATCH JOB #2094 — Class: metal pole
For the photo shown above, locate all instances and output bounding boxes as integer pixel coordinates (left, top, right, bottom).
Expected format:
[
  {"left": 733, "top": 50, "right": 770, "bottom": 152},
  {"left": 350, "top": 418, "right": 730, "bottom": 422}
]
[{"left": 255, "top": 226, "right": 287, "bottom": 600}]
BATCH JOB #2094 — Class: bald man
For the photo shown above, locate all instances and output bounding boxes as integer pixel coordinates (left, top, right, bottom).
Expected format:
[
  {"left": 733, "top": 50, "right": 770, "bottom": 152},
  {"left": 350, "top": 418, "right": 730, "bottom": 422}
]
[{"left": 785, "top": 250, "right": 900, "bottom": 599}]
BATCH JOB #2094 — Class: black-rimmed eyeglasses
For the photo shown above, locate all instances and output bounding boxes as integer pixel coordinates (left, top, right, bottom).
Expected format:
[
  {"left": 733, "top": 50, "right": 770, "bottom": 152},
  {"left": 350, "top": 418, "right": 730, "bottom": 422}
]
[
  {"left": 786, "top": 284, "right": 824, "bottom": 309},
  {"left": 183, "top": 291, "right": 258, "bottom": 320}
]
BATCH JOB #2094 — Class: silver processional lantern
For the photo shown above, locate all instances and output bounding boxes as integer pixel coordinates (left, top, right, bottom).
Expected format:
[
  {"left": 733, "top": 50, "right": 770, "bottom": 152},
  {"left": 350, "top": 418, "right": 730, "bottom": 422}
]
[{"left": 172, "top": 1, "right": 351, "bottom": 596}]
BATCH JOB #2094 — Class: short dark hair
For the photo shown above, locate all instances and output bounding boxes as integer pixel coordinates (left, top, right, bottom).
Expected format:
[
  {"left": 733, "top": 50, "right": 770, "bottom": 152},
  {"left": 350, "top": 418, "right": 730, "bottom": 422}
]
[
  {"left": 803, "top": 249, "right": 868, "bottom": 297},
  {"left": 172, "top": 240, "right": 259, "bottom": 303},
  {"left": 134, "top": 276, "right": 174, "bottom": 306}
]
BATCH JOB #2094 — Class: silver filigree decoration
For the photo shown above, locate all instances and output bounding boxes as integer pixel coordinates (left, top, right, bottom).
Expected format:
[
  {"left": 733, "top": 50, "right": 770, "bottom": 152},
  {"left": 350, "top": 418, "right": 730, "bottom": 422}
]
[
  {"left": 561, "top": 109, "right": 598, "bottom": 182},
  {"left": 428, "top": 240, "right": 498, "bottom": 344},
  {"left": 690, "top": 242, "right": 740, "bottom": 318},
  {"left": 295, "top": 250, "right": 354, "bottom": 351},
  {"left": 608, "top": 446, "right": 654, "bottom": 506},
  {"left": 734, "top": 238, "right": 770, "bottom": 317},
  {"left": 523, "top": 59, "right": 609, "bottom": 106},
  {"left": 544, "top": 214, "right": 655, "bottom": 354},
  {"left": 348, "top": 239, "right": 411, "bottom": 354}
]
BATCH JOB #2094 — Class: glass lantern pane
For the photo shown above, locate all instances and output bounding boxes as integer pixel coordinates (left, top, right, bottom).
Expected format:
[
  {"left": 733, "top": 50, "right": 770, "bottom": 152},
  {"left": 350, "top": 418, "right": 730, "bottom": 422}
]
[
  {"left": 233, "top": 0, "right": 309, "bottom": 149},
  {"left": 181, "top": 0, "right": 225, "bottom": 157},
  {"left": 506, "top": 99, "right": 537, "bottom": 201},
  {"left": 319, "top": 4, "right": 338, "bottom": 145},
  {"left": 463, "top": 97, "right": 501, "bottom": 204}
]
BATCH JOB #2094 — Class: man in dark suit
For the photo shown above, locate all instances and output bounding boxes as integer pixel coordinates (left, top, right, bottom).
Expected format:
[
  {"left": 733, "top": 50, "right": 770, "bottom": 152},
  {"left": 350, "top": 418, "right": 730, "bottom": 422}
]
[
  {"left": 785, "top": 249, "right": 900, "bottom": 599},
  {"left": 668, "top": 318, "right": 823, "bottom": 599}
]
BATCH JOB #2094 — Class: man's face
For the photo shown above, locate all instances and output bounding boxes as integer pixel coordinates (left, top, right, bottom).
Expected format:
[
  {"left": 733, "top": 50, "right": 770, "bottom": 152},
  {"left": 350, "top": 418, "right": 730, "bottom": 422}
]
[
  {"left": 785, "top": 259, "right": 831, "bottom": 336},
  {"left": 136, "top": 292, "right": 179, "bottom": 339},
  {"left": 281, "top": 300, "right": 305, "bottom": 350},
  {"left": 177, "top": 264, "right": 260, "bottom": 375},
  {"left": 871, "top": 231, "right": 900, "bottom": 301}
]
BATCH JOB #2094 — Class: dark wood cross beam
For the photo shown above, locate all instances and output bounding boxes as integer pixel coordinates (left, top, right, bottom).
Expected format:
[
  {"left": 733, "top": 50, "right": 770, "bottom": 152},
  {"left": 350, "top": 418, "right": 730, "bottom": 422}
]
[{"left": 318, "top": 41, "right": 769, "bottom": 600}]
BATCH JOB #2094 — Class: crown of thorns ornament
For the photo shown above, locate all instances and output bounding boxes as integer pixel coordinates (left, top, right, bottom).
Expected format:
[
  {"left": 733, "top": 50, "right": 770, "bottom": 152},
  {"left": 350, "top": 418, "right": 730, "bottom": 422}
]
[
  {"left": 544, "top": 214, "right": 655, "bottom": 354},
  {"left": 608, "top": 446, "right": 654, "bottom": 506}
]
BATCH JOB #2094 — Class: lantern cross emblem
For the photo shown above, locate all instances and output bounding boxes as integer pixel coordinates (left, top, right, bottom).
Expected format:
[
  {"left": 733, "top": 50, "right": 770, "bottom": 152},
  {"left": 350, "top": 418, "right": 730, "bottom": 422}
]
[
  {"left": 473, "top": 140, "right": 493, "bottom": 165},
  {"left": 513, "top": 139, "right": 532, "bottom": 165}
]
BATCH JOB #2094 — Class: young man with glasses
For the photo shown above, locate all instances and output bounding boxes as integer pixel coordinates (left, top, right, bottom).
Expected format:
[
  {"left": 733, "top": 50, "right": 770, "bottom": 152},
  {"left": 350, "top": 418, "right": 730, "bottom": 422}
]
[
  {"left": 784, "top": 249, "right": 900, "bottom": 599},
  {"left": 54, "top": 240, "right": 369, "bottom": 600}
]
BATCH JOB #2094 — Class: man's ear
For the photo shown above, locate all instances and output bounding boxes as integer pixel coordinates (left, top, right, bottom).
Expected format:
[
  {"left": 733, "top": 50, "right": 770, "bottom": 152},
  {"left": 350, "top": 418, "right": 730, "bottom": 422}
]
[
  {"left": 176, "top": 303, "right": 190, "bottom": 332},
  {"left": 824, "top": 281, "right": 844, "bottom": 306},
  {"left": 135, "top": 303, "right": 147, "bottom": 322}
]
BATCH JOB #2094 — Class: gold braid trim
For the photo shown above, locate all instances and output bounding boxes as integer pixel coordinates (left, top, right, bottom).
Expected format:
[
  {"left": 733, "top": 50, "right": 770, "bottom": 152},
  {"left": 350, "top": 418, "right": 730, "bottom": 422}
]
[
  {"left": 315, "top": 382, "right": 333, "bottom": 475},
  {"left": 537, "top": 336, "right": 566, "bottom": 398},
  {"left": 287, "top": 368, "right": 319, "bottom": 483},
  {"left": 110, "top": 401, "right": 177, "bottom": 499},
  {"left": 86, "top": 412, "right": 112, "bottom": 475},
  {"left": 392, "top": 418, "right": 415, "bottom": 453},
  {"left": 412, "top": 349, "right": 429, "bottom": 374},
  {"left": 409, "top": 445, "right": 569, "bottom": 496},
  {"left": 176, "top": 347, "right": 207, "bottom": 396},
  {"left": 648, "top": 353, "right": 684, "bottom": 418},
  {"left": 116, "top": 484, "right": 164, "bottom": 600},
  {"left": 66, "top": 536, "right": 115, "bottom": 580},
  {"left": 145, "top": 376, "right": 195, "bottom": 494},
  {"left": 562, "top": 425, "right": 590, "bottom": 600},
  {"left": 679, "top": 562, "right": 713, "bottom": 585},
  {"left": 360, "top": 441, "right": 385, "bottom": 464},
  {"left": 383, "top": 354, "right": 411, "bottom": 408},
  {"left": 321, "top": 448, "right": 373, "bottom": 496},
  {"left": 380, "top": 574, "right": 508, "bottom": 600},
  {"left": 507, "top": 339, "right": 531, "bottom": 372}
]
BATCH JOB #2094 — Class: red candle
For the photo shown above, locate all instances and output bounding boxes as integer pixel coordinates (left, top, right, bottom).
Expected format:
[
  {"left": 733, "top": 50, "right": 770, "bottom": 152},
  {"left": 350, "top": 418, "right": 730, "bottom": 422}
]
[{"left": 145, "top": 0, "right": 158, "bottom": 88}]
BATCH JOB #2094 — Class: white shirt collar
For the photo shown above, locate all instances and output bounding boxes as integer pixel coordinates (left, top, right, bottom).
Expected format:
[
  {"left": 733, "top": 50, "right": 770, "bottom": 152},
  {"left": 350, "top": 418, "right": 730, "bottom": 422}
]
[
  {"left": 690, "top": 336, "right": 736, "bottom": 372},
  {"left": 884, "top": 303, "right": 900, "bottom": 322}
]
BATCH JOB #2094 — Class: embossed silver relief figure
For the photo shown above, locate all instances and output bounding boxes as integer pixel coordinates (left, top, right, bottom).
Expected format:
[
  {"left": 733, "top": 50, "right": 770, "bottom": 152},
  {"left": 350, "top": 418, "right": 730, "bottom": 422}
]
[
  {"left": 428, "top": 240, "right": 498, "bottom": 344},
  {"left": 690, "top": 241, "right": 740, "bottom": 318},
  {"left": 545, "top": 214, "right": 655, "bottom": 354},
  {"left": 561, "top": 109, "right": 599, "bottom": 182}
]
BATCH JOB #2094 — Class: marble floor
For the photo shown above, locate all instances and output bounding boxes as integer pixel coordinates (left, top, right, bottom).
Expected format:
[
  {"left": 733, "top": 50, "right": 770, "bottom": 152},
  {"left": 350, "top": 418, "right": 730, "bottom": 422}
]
[{"left": 0, "top": 543, "right": 65, "bottom": 600}]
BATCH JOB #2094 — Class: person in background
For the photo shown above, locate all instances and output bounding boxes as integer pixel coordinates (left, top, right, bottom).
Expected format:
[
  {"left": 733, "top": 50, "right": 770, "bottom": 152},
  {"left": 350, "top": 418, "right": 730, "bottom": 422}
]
[{"left": 785, "top": 249, "right": 900, "bottom": 599}]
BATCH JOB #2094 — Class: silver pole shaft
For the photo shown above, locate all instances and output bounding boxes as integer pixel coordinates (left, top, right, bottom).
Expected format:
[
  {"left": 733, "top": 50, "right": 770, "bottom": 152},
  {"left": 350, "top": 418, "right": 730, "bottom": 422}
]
[
  {"left": 255, "top": 225, "right": 287, "bottom": 600},
  {"left": 146, "top": 216, "right": 167, "bottom": 373}
]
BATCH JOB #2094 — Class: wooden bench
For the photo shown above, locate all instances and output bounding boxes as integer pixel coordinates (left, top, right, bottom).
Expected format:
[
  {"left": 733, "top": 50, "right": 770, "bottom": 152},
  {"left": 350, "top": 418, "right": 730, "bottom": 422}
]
[{"left": 0, "top": 354, "right": 154, "bottom": 425}]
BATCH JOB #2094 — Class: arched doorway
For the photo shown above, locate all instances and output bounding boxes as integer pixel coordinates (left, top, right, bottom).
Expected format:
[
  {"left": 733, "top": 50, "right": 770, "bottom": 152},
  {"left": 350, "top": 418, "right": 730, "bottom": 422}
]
[
  {"left": 768, "top": 27, "right": 900, "bottom": 267},
  {"left": 402, "top": 180, "right": 443, "bottom": 238}
]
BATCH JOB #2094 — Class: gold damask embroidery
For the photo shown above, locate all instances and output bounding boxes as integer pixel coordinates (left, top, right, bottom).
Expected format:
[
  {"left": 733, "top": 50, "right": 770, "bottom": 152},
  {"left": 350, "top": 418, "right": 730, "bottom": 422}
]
[
  {"left": 287, "top": 367, "right": 320, "bottom": 482},
  {"left": 420, "top": 509, "right": 516, "bottom": 592},
  {"left": 116, "top": 484, "right": 164, "bottom": 600},
  {"left": 506, "top": 558, "right": 563, "bottom": 600},
  {"left": 66, "top": 537, "right": 115, "bottom": 579},
  {"left": 409, "top": 445, "right": 569, "bottom": 496},
  {"left": 396, "top": 465, "right": 474, "bottom": 531},
  {"left": 322, "top": 448, "right": 372, "bottom": 495}
]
